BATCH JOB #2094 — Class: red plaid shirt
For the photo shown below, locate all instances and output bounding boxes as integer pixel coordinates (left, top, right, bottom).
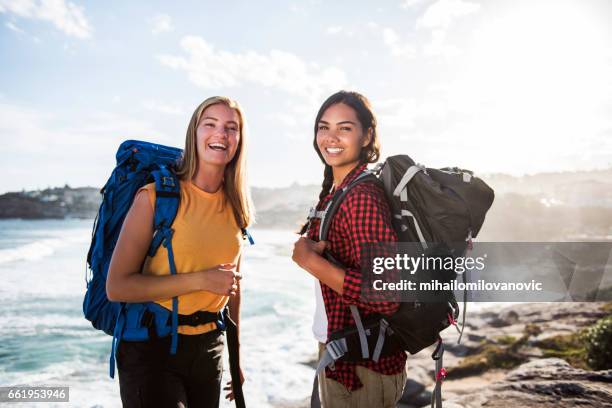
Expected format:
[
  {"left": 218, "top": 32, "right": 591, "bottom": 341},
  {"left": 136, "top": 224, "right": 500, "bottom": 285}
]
[{"left": 308, "top": 163, "right": 407, "bottom": 391}]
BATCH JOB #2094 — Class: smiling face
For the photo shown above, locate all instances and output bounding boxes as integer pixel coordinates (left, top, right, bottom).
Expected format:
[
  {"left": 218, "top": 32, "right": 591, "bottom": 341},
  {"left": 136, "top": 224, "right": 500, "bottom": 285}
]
[
  {"left": 316, "top": 102, "right": 372, "bottom": 173},
  {"left": 195, "top": 103, "right": 241, "bottom": 169}
]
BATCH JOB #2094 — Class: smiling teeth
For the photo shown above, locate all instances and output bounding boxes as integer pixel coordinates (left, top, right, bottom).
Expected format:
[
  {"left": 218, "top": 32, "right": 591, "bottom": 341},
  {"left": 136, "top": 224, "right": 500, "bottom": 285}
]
[
  {"left": 209, "top": 143, "right": 227, "bottom": 150},
  {"left": 326, "top": 147, "right": 344, "bottom": 154}
]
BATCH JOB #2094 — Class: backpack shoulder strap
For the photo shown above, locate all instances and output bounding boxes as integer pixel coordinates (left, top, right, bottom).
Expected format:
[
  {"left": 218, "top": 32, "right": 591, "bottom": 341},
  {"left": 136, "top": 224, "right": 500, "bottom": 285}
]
[
  {"left": 314, "top": 171, "right": 380, "bottom": 268},
  {"left": 147, "top": 165, "right": 181, "bottom": 355},
  {"left": 318, "top": 171, "right": 380, "bottom": 242},
  {"left": 148, "top": 166, "right": 181, "bottom": 256}
]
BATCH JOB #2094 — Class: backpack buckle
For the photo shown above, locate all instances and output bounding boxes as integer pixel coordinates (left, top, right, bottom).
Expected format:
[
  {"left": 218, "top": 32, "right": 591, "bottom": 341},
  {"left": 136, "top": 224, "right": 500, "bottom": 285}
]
[
  {"left": 216, "top": 309, "right": 227, "bottom": 331},
  {"left": 326, "top": 338, "right": 348, "bottom": 361},
  {"left": 308, "top": 207, "right": 316, "bottom": 219},
  {"left": 162, "top": 176, "right": 176, "bottom": 187}
]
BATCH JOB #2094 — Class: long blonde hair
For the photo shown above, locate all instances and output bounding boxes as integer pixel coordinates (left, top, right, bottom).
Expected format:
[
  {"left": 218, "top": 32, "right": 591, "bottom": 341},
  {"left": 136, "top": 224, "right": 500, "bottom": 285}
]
[{"left": 176, "top": 96, "right": 254, "bottom": 229}]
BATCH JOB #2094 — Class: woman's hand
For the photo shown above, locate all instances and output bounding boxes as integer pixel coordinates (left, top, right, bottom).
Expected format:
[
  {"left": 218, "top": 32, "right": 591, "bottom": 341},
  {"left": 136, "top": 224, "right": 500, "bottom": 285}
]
[
  {"left": 224, "top": 367, "right": 245, "bottom": 401},
  {"left": 198, "top": 263, "right": 241, "bottom": 296},
  {"left": 292, "top": 237, "right": 328, "bottom": 271},
  {"left": 292, "top": 237, "right": 346, "bottom": 294}
]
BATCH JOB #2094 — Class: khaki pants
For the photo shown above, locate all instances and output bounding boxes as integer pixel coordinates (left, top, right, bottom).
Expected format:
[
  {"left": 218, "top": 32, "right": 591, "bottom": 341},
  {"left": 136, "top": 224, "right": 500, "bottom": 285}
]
[{"left": 317, "top": 343, "right": 407, "bottom": 408}]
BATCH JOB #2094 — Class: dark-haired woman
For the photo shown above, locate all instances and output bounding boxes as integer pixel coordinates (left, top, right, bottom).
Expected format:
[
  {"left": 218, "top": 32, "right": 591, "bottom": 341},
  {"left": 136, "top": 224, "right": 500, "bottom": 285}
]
[{"left": 292, "top": 91, "right": 407, "bottom": 407}]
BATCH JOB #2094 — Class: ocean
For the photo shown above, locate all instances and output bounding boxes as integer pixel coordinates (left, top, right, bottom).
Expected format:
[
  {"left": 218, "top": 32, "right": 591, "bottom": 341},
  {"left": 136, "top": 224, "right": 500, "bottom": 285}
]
[
  {"left": 0, "top": 219, "right": 317, "bottom": 407},
  {"left": 0, "top": 219, "right": 511, "bottom": 408}
]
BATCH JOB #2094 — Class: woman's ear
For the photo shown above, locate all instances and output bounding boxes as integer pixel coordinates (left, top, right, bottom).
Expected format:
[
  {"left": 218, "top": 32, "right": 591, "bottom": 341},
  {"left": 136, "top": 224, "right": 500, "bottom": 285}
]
[{"left": 362, "top": 127, "right": 373, "bottom": 147}]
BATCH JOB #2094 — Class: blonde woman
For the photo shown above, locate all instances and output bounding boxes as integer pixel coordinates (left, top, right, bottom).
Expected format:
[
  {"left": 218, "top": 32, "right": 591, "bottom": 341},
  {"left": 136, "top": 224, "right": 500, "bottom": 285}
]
[{"left": 106, "top": 96, "right": 253, "bottom": 408}]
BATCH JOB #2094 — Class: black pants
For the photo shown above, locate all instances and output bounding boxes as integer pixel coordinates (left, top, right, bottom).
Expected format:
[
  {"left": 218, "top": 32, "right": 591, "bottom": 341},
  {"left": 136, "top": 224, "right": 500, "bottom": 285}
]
[{"left": 117, "top": 330, "right": 224, "bottom": 408}]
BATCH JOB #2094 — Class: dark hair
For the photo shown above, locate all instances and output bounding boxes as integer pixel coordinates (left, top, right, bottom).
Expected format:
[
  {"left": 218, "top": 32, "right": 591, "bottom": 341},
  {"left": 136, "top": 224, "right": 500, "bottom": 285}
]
[{"left": 298, "top": 90, "right": 381, "bottom": 235}]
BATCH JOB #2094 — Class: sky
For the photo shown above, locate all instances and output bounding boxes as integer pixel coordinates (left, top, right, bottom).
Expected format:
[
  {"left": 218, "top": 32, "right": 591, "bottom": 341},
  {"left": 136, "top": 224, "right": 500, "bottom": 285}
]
[{"left": 1, "top": 0, "right": 611, "bottom": 193}]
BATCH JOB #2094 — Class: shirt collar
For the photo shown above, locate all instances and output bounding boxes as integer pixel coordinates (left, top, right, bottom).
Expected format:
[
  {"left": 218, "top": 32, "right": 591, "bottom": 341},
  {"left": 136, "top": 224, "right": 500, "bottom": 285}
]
[{"left": 332, "top": 163, "right": 369, "bottom": 193}]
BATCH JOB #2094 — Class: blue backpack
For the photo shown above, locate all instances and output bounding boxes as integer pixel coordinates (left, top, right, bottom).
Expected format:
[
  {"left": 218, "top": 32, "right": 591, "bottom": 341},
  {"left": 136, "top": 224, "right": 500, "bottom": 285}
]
[
  {"left": 84, "top": 139, "right": 186, "bottom": 378},
  {"left": 83, "top": 140, "right": 253, "bottom": 399}
]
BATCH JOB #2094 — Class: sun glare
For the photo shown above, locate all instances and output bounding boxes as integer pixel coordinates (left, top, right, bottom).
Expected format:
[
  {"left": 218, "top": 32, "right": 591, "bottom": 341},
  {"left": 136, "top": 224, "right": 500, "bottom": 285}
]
[{"left": 451, "top": 0, "right": 611, "bottom": 172}]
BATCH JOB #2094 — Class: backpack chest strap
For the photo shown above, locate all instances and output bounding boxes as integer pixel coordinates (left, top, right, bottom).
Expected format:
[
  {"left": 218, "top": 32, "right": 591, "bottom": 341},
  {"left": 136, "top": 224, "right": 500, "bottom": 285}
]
[{"left": 308, "top": 207, "right": 328, "bottom": 220}]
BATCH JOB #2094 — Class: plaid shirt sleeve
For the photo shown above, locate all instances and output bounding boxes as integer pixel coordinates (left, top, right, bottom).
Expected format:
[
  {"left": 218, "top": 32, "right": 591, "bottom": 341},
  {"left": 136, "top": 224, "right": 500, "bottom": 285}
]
[{"left": 336, "top": 183, "right": 400, "bottom": 314}]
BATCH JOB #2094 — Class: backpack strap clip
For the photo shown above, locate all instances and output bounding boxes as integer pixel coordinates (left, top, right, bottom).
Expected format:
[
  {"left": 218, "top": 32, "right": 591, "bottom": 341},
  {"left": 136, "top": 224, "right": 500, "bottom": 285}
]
[
  {"left": 431, "top": 337, "right": 446, "bottom": 408},
  {"left": 308, "top": 207, "right": 327, "bottom": 220},
  {"left": 315, "top": 338, "right": 348, "bottom": 376},
  {"left": 161, "top": 176, "right": 176, "bottom": 187},
  {"left": 241, "top": 228, "right": 255, "bottom": 245}
]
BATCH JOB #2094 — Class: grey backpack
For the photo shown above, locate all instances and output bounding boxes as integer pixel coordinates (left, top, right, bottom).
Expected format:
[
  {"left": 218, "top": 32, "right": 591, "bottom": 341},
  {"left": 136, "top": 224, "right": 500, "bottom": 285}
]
[{"left": 309, "top": 155, "right": 494, "bottom": 408}]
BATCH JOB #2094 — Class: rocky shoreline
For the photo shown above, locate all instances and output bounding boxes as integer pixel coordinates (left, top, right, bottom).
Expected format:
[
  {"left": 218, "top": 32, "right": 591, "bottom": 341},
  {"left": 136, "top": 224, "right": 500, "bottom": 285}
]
[
  {"left": 399, "top": 302, "right": 612, "bottom": 408},
  {"left": 289, "top": 302, "right": 611, "bottom": 408},
  {"left": 0, "top": 186, "right": 99, "bottom": 219}
]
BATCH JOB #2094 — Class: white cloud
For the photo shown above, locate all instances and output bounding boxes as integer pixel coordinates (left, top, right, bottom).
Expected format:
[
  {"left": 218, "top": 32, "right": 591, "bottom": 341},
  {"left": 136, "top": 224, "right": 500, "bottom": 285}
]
[
  {"left": 151, "top": 13, "right": 173, "bottom": 34},
  {"left": 0, "top": 0, "right": 92, "bottom": 38},
  {"left": 364, "top": 23, "right": 416, "bottom": 58},
  {"left": 374, "top": 0, "right": 612, "bottom": 175},
  {"left": 422, "top": 29, "right": 461, "bottom": 57},
  {"left": 5, "top": 20, "right": 23, "bottom": 32},
  {"left": 375, "top": 97, "right": 418, "bottom": 130},
  {"left": 157, "top": 36, "right": 347, "bottom": 99},
  {"left": 400, "top": 0, "right": 431, "bottom": 9},
  {"left": 416, "top": 0, "right": 480, "bottom": 30},
  {"left": 267, "top": 112, "right": 298, "bottom": 128},
  {"left": 326, "top": 26, "right": 342, "bottom": 35},
  {"left": 362, "top": 21, "right": 416, "bottom": 58},
  {"left": 415, "top": 0, "right": 479, "bottom": 58},
  {"left": 143, "top": 100, "right": 185, "bottom": 116},
  {"left": 382, "top": 27, "right": 416, "bottom": 57},
  {"left": 0, "top": 101, "right": 166, "bottom": 192},
  {"left": 326, "top": 25, "right": 354, "bottom": 37}
]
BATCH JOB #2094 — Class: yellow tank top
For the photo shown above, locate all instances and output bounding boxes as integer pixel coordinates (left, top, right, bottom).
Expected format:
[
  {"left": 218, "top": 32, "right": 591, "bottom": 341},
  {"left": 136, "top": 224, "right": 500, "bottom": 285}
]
[{"left": 139, "top": 180, "right": 242, "bottom": 335}]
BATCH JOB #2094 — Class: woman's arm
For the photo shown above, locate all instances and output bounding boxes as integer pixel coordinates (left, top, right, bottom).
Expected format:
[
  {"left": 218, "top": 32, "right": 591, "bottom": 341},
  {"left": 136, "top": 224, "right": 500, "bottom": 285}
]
[
  {"left": 336, "top": 186, "right": 400, "bottom": 314},
  {"left": 293, "top": 185, "right": 399, "bottom": 315},
  {"left": 293, "top": 238, "right": 345, "bottom": 294},
  {"left": 106, "top": 190, "right": 240, "bottom": 302}
]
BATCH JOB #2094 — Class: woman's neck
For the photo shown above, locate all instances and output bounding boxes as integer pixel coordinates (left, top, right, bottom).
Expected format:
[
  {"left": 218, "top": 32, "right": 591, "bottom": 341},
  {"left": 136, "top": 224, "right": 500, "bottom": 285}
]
[
  {"left": 192, "top": 162, "right": 224, "bottom": 193},
  {"left": 332, "top": 161, "right": 361, "bottom": 188}
]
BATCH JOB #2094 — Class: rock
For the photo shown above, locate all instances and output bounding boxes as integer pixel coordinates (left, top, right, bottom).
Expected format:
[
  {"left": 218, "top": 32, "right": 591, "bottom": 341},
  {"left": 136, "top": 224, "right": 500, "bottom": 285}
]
[
  {"left": 487, "top": 310, "right": 519, "bottom": 328},
  {"left": 410, "top": 389, "right": 433, "bottom": 407},
  {"left": 442, "top": 332, "right": 486, "bottom": 357},
  {"left": 444, "top": 358, "right": 612, "bottom": 407},
  {"left": 443, "top": 343, "right": 472, "bottom": 357},
  {"left": 398, "top": 379, "right": 425, "bottom": 403},
  {"left": 506, "top": 358, "right": 612, "bottom": 383},
  {"left": 397, "top": 388, "right": 433, "bottom": 408},
  {"left": 519, "top": 346, "right": 544, "bottom": 358},
  {"left": 405, "top": 364, "right": 433, "bottom": 386},
  {"left": 301, "top": 353, "right": 319, "bottom": 369},
  {"left": 272, "top": 397, "right": 310, "bottom": 408}
]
